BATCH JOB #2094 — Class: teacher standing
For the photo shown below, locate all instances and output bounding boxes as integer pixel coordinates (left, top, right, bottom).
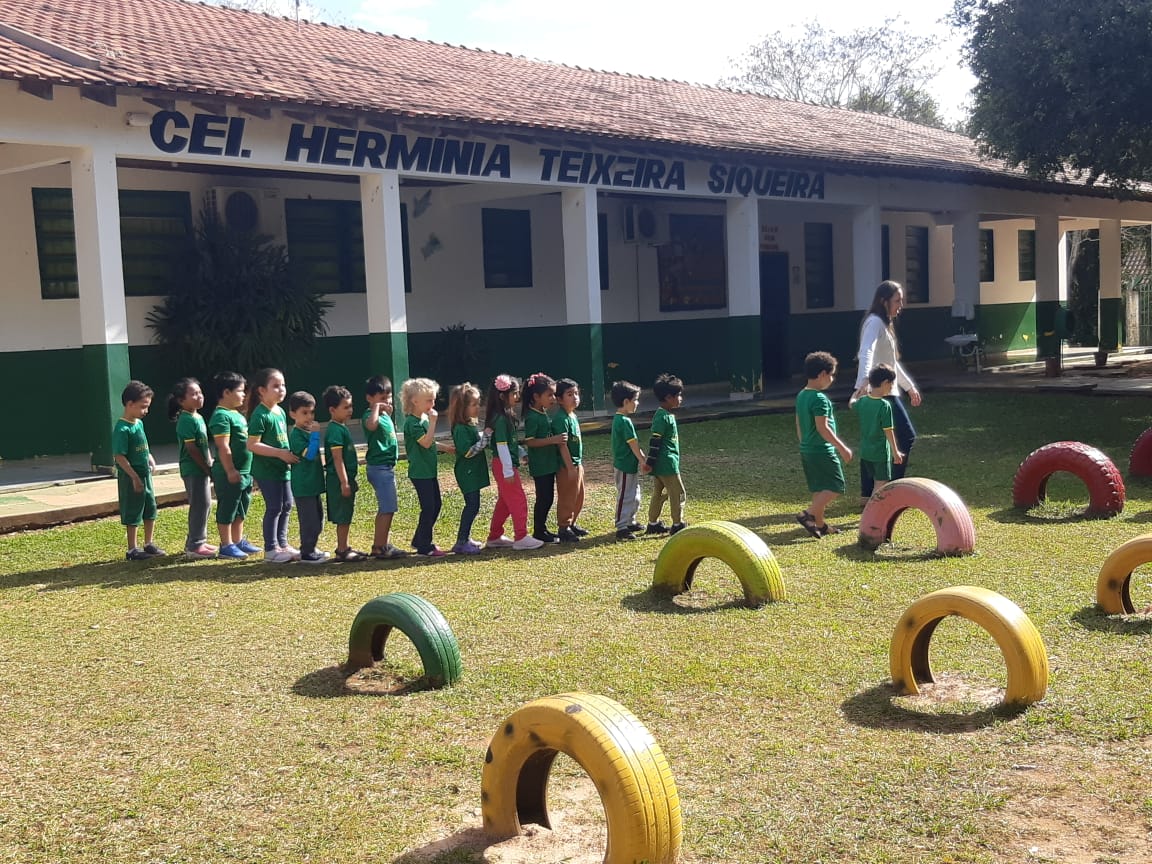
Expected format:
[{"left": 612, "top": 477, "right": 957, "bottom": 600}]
[{"left": 853, "top": 280, "right": 921, "bottom": 499}]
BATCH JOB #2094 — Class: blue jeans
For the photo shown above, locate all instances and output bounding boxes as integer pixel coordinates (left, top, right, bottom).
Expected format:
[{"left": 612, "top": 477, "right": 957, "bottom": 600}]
[
  {"left": 258, "top": 478, "right": 294, "bottom": 549},
  {"left": 458, "top": 490, "right": 481, "bottom": 545}
]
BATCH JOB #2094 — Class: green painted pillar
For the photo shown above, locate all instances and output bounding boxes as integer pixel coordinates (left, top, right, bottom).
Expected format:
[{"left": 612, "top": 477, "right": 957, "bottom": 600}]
[
  {"left": 728, "top": 315, "right": 762, "bottom": 394},
  {"left": 368, "top": 331, "right": 410, "bottom": 389},
  {"left": 566, "top": 323, "right": 605, "bottom": 411},
  {"left": 1035, "top": 300, "right": 1062, "bottom": 360},
  {"left": 1099, "top": 298, "right": 1122, "bottom": 352},
  {"left": 83, "top": 343, "right": 131, "bottom": 471}
]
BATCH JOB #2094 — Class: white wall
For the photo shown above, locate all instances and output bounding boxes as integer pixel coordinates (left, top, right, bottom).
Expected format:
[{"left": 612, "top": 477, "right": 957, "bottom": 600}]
[{"left": 979, "top": 218, "right": 1039, "bottom": 304}]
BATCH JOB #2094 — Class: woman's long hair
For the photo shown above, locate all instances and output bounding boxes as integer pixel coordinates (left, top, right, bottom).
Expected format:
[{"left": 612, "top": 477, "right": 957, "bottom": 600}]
[{"left": 865, "top": 280, "right": 903, "bottom": 330}]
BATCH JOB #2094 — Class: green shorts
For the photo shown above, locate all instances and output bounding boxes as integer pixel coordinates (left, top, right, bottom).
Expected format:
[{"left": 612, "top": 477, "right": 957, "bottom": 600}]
[
  {"left": 118, "top": 469, "right": 157, "bottom": 526},
  {"left": 326, "top": 478, "right": 358, "bottom": 525},
  {"left": 861, "top": 458, "right": 893, "bottom": 484},
  {"left": 215, "top": 473, "right": 253, "bottom": 524},
  {"left": 801, "top": 449, "right": 845, "bottom": 494}
]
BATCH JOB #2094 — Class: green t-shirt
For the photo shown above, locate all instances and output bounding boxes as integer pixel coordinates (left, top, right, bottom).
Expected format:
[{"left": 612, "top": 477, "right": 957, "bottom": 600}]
[
  {"left": 796, "top": 388, "right": 837, "bottom": 455},
  {"left": 112, "top": 417, "right": 150, "bottom": 473},
  {"left": 363, "top": 409, "right": 398, "bottom": 467},
  {"left": 552, "top": 410, "right": 582, "bottom": 465},
  {"left": 649, "top": 407, "right": 680, "bottom": 475},
  {"left": 524, "top": 407, "right": 559, "bottom": 476},
  {"left": 853, "top": 395, "right": 894, "bottom": 464},
  {"left": 209, "top": 407, "right": 252, "bottom": 477},
  {"left": 489, "top": 413, "right": 517, "bottom": 462},
  {"left": 289, "top": 425, "right": 324, "bottom": 497},
  {"left": 249, "top": 403, "right": 290, "bottom": 482},
  {"left": 612, "top": 413, "right": 639, "bottom": 473},
  {"left": 175, "top": 410, "right": 208, "bottom": 478},
  {"left": 453, "top": 422, "right": 491, "bottom": 494},
  {"left": 403, "top": 414, "right": 439, "bottom": 480},
  {"left": 324, "top": 421, "right": 358, "bottom": 485}
]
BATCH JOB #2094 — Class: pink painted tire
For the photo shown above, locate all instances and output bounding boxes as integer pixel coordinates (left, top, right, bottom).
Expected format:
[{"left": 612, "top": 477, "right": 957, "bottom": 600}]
[
  {"left": 1012, "top": 441, "right": 1125, "bottom": 517},
  {"left": 858, "top": 478, "right": 976, "bottom": 556},
  {"left": 1128, "top": 428, "right": 1152, "bottom": 478}
]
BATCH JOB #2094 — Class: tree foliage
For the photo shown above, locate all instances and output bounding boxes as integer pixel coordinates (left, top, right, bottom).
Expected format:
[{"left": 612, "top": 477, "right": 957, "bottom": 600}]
[
  {"left": 954, "top": 0, "right": 1152, "bottom": 189},
  {"left": 724, "top": 18, "right": 947, "bottom": 129},
  {"left": 146, "top": 207, "right": 331, "bottom": 381}
]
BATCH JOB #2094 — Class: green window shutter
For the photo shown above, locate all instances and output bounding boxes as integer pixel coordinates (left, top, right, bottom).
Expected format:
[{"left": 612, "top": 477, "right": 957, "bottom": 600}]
[{"left": 32, "top": 188, "right": 79, "bottom": 300}]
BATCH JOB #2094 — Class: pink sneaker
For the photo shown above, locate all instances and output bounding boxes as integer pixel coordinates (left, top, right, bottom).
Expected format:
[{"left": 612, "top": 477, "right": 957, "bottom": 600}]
[
  {"left": 423, "top": 546, "right": 447, "bottom": 558},
  {"left": 186, "top": 544, "right": 216, "bottom": 559}
]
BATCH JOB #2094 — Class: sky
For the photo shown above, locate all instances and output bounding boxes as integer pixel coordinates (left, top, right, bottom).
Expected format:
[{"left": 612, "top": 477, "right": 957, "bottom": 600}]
[{"left": 264, "top": 0, "right": 977, "bottom": 124}]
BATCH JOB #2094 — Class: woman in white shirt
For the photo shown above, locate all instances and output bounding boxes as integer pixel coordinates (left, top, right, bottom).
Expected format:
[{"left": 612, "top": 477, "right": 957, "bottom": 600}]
[{"left": 853, "top": 281, "right": 922, "bottom": 500}]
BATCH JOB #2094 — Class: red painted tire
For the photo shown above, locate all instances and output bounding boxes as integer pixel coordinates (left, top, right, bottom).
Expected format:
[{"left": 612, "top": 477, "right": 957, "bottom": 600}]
[
  {"left": 858, "top": 478, "right": 976, "bottom": 556},
  {"left": 1012, "top": 441, "right": 1125, "bottom": 517},
  {"left": 1128, "top": 428, "right": 1152, "bottom": 478}
]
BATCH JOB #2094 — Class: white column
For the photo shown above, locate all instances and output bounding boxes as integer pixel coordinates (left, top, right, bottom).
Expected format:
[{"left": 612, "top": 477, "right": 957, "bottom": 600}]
[
  {"left": 852, "top": 204, "right": 883, "bottom": 309},
  {"left": 1099, "top": 218, "right": 1122, "bottom": 302},
  {"left": 1034, "top": 214, "right": 1061, "bottom": 303},
  {"left": 561, "top": 186, "right": 601, "bottom": 325},
  {"left": 950, "top": 211, "right": 980, "bottom": 320},
  {"left": 726, "top": 197, "right": 759, "bottom": 316},
  {"left": 360, "top": 170, "right": 408, "bottom": 334},
  {"left": 72, "top": 146, "right": 127, "bottom": 347}
]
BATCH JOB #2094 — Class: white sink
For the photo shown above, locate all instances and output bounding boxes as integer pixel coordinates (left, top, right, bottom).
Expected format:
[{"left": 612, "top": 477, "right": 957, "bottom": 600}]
[{"left": 944, "top": 334, "right": 979, "bottom": 347}]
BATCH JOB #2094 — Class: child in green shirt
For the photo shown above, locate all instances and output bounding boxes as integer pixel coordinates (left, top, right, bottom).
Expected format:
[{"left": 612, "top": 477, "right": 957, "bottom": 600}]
[
  {"left": 169, "top": 377, "right": 215, "bottom": 559},
  {"left": 852, "top": 364, "right": 905, "bottom": 500},
  {"left": 796, "top": 352, "right": 853, "bottom": 538},
  {"left": 287, "top": 391, "right": 328, "bottom": 564},
  {"left": 115, "top": 380, "right": 163, "bottom": 561},
  {"left": 364, "top": 375, "right": 406, "bottom": 560},
  {"left": 645, "top": 372, "right": 686, "bottom": 535},
  {"left": 449, "top": 382, "right": 491, "bottom": 554},
  {"left": 610, "top": 380, "right": 651, "bottom": 540},
  {"left": 323, "top": 385, "right": 366, "bottom": 562}
]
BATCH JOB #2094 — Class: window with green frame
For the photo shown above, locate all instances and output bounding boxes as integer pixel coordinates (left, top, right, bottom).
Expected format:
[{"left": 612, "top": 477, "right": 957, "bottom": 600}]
[
  {"left": 31, "top": 188, "right": 194, "bottom": 299},
  {"left": 285, "top": 198, "right": 412, "bottom": 295},
  {"left": 904, "top": 225, "right": 930, "bottom": 303}
]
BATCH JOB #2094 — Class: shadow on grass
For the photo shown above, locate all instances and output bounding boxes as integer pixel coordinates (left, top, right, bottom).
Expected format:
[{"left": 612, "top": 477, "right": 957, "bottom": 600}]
[
  {"left": 831, "top": 541, "right": 944, "bottom": 563},
  {"left": 620, "top": 586, "right": 750, "bottom": 615},
  {"left": 1070, "top": 605, "right": 1152, "bottom": 635},
  {"left": 292, "top": 664, "right": 436, "bottom": 698},
  {"left": 840, "top": 683, "right": 1024, "bottom": 733},
  {"left": 728, "top": 512, "right": 850, "bottom": 547},
  {"left": 985, "top": 505, "right": 1112, "bottom": 525},
  {"left": 393, "top": 826, "right": 489, "bottom": 863}
]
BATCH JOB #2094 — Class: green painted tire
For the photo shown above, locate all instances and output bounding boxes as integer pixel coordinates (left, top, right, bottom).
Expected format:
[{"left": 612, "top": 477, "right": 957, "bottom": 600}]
[
  {"left": 652, "top": 520, "right": 785, "bottom": 607},
  {"left": 345, "top": 593, "right": 462, "bottom": 687}
]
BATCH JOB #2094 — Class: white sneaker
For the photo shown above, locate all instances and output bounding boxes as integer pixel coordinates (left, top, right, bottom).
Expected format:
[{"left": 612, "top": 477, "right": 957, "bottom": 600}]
[
  {"left": 485, "top": 535, "right": 515, "bottom": 549},
  {"left": 512, "top": 535, "right": 545, "bottom": 551},
  {"left": 267, "top": 550, "right": 296, "bottom": 564},
  {"left": 282, "top": 544, "right": 301, "bottom": 560}
]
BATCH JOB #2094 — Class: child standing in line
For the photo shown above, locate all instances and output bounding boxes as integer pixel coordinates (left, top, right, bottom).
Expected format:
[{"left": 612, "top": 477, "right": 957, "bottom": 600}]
[
  {"left": 609, "top": 380, "right": 651, "bottom": 541},
  {"left": 323, "top": 385, "right": 367, "bottom": 562},
  {"left": 645, "top": 372, "right": 687, "bottom": 535},
  {"left": 852, "top": 364, "right": 904, "bottom": 500},
  {"left": 115, "top": 380, "right": 164, "bottom": 561},
  {"left": 168, "top": 377, "right": 216, "bottom": 559},
  {"left": 448, "top": 382, "right": 490, "bottom": 555},
  {"left": 287, "top": 391, "right": 329, "bottom": 564},
  {"left": 246, "top": 368, "right": 300, "bottom": 564},
  {"left": 553, "top": 378, "right": 586, "bottom": 542},
  {"left": 796, "top": 351, "right": 853, "bottom": 538},
  {"left": 522, "top": 372, "right": 566, "bottom": 544},
  {"left": 402, "top": 377, "right": 447, "bottom": 558},
  {"left": 210, "top": 371, "right": 259, "bottom": 560},
  {"left": 364, "top": 375, "right": 407, "bottom": 560},
  {"left": 484, "top": 374, "right": 544, "bottom": 551}
]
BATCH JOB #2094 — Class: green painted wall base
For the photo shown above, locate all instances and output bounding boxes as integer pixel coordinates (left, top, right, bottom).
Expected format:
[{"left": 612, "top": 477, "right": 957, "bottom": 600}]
[
  {"left": 83, "top": 343, "right": 131, "bottom": 470},
  {"left": 975, "top": 301, "right": 1036, "bottom": 353},
  {"left": 1099, "top": 297, "right": 1122, "bottom": 352},
  {"left": 566, "top": 323, "right": 605, "bottom": 411},
  {"left": 728, "top": 316, "right": 762, "bottom": 392},
  {"left": 1035, "top": 300, "right": 1062, "bottom": 360},
  {"left": 368, "top": 331, "right": 411, "bottom": 389}
]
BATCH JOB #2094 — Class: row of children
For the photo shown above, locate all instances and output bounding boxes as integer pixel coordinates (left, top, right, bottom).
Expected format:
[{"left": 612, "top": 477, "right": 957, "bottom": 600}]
[
  {"left": 113, "top": 368, "right": 689, "bottom": 562},
  {"left": 794, "top": 351, "right": 904, "bottom": 538}
]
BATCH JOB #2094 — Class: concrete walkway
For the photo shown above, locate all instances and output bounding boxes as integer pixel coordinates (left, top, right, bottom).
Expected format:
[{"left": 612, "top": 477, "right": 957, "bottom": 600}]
[{"left": 3, "top": 346, "right": 1150, "bottom": 533}]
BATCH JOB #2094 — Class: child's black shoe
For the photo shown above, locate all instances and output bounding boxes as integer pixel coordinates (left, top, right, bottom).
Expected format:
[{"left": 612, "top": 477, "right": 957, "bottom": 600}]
[
  {"left": 644, "top": 521, "right": 669, "bottom": 535},
  {"left": 570, "top": 524, "right": 590, "bottom": 537},
  {"left": 615, "top": 528, "right": 638, "bottom": 541},
  {"left": 558, "top": 527, "right": 580, "bottom": 543},
  {"left": 669, "top": 522, "right": 687, "bottom": 535}
]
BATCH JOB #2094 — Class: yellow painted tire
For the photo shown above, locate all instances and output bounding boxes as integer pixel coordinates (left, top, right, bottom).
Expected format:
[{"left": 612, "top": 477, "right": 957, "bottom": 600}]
[
  {"left": 652, "top": 520, "right": 785, "bottom": 607},
  {"left": 889, "top": 586, "right": 1049, "bottom": 707},
  {"left": 1095, "top": 533, "right": 1152, "bottom": 614},
  {"left": 481, "top": 692, "right": 682, "bottom": 864}
]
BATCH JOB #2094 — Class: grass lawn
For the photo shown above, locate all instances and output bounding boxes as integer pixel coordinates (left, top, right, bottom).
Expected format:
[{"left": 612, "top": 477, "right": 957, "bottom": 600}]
[{"left": 2, "top": 391, "right": 1151, "bottom": 864}]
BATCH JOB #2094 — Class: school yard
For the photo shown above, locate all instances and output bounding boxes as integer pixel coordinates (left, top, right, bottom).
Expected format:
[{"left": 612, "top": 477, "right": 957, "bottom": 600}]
[{"left": 1, "top": 390, "right": 1151, "bottom": 864}]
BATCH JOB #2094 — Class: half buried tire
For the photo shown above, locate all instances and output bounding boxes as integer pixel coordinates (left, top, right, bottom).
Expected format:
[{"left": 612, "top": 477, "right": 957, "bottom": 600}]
[
  {"left": 652, "top": 520, "right": 785, "bottom": 607},
  {"left": 1129, "top": 428, "right": 1152, "bottom": 478},
  {"left": 345, "top": 592, "right": 461, "bottom": 687},
  {"left": 889, "top": 586, "right": 1049, "bottom": 707},
  {"left": 857, "top": 478, "right": 976, "bottom": 556},
  {"left": 1012, "top": 441, "right": 1125, "bottom": 517},
  {"left": 1095, "top": 533, "right": 1152, "bottom": 614},
  {"left": 481, "top": 692, "right": 682, "bottom": 864}
]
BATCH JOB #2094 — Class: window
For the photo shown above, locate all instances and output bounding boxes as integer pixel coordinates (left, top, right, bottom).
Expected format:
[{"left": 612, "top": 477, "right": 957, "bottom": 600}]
[
  {"left": 482, "top": 208, "right": 532, "bottom": 288},
  {"left": 1018, "top": 229, "right": 1036, "bottom": 281},
  {"left": 880, "top": 224, "right": 891, "bottom": 281},
  {"left": 657, "top": 214, "right": 726, "bottom": 311},
  {"left": 598, "top": 212, "right": 609, "bottom": 291},
  {"left": 904, "top": 225, "right": 929, "bottom": 303},
  {"left": 286, "top": 199, "right": 366, "bottom": 294},
  {"left": 31, "top": 188, "right": 194, "bottom": 299},
  {"left": 979, "top": 229, "right": 995, "bottom": 282},
  {"left": 803, "top": 222, "right": 834, "bottom": 309}
]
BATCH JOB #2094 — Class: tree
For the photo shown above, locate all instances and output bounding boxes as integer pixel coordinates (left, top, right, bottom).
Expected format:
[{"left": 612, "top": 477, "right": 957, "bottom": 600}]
[
  {"left": 954, "top": 0, "right": 1152, "bottom": 189},
  {"left": 723, "top": 18, "right": 948, "bottom": 129},
  {"left": 202, "top": 0, "right": 330, "bottom": 21}
]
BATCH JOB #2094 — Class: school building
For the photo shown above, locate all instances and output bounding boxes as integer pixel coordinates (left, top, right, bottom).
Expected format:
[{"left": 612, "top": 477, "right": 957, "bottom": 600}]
[{"left": 2, "top": 0, "right": 1152, "bottom": 468}]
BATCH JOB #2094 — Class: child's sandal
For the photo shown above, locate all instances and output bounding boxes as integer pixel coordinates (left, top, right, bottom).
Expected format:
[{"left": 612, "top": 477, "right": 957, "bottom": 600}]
[
  {"left": 818, "top": 523, "right": 842, "bottom": 537},
  {"left": 370, "top": 545, "right": 387, "bottom": 560},
  {"left": 335, "top": 547, "right": 367, "bottom": 562},
  {"left": 795, "top": 511, "right": 822, "bottom": 539}
]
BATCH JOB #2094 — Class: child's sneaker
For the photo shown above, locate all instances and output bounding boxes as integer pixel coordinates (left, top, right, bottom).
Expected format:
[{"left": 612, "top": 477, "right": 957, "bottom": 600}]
[
  {"left": 557, "top": 527, "right": 580, "bottom": 543},
  {"left": 217, "top": 543, "right": 248, "bottom": 560},
  {"left": 266, "top": 549, "right": 296, "bottom": 564},
  {"left": 299, "top": 551, "right": 329, "bottom": 564},
  {"left": 125, "top": 547, "right": 151, "bottom": 561},
  {"left": 669, "top": 522, "right": 687, "bottom": 535},
  {"left": 532, "top": 530, "right": 559, "bottom": 543},
  {"left": 512, "top": 535, "right": 545, "bottom": 551},
  {"left": 570, "top": 524, "right": 590, "bottom": 537},
  {"left": 485, "top": 535, "right": 515, "bottom": 549},
  {"left": 142, "top": 543, "right": 166, "bottom": 557},
  {"left": 422, "top": 546, "right": 447, "bottom": 558},
  {"left": 185, "top": 544, "right": 216, "bottom": 559},
  {"left": 615, "top": 528, "right": 638, "bottom": 541},
  {"left": 451, "top": 539, "right": 484, "bottom": 555},
  {"left": 626, "top": 522, "right": 644, "bottom": 533},
  {"left": 282, "top": 544, "right": 301, "bottom": 559},
  {"left": 237, "top": 538, "right": 262, "bottom": 555},
  {"left": 644, "top": 521, "right": 669, "bottom": 535}
]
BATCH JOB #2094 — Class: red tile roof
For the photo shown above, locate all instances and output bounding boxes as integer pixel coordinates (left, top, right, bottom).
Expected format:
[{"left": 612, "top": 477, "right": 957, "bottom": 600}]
[{"left": 0, "top": 0, "right": 1086, "bottom": 191}]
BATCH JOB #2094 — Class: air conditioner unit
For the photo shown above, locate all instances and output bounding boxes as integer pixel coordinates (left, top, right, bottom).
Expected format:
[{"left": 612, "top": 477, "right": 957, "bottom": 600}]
[
  {"left": 622, "top": 204, "right": 667, "bottom": 245},
  {"left": 206, "top": 186, "right": 283, "bottom": 238}
]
